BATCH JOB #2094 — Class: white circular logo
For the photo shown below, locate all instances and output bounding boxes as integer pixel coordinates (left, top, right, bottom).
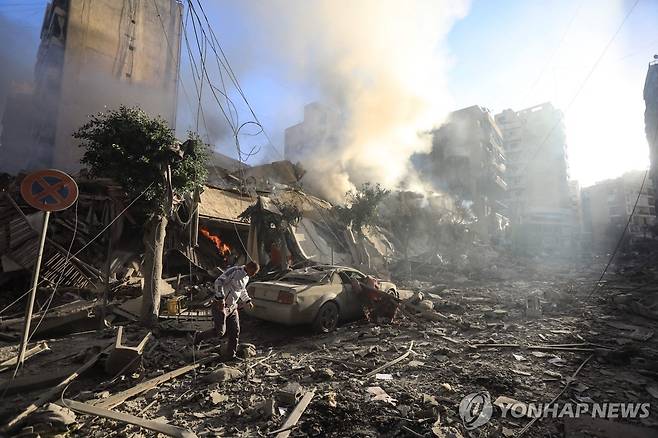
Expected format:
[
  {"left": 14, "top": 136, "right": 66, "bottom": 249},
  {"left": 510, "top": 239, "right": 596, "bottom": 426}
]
[{"left": 459, "top": 391, "right": 493, "bottom": 430}]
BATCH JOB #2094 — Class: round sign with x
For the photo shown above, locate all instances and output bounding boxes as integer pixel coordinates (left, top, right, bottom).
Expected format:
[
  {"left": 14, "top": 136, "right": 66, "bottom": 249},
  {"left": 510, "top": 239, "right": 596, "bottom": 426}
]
[{"left": 20, "top": 169, "right": 79, "bottom": 212}]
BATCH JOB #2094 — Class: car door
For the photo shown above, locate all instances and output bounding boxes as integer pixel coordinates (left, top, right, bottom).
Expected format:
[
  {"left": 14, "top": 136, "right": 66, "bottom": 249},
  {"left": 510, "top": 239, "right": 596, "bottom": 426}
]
[{"left": 336, "top": 270, "right": 366, "bottom": 320}]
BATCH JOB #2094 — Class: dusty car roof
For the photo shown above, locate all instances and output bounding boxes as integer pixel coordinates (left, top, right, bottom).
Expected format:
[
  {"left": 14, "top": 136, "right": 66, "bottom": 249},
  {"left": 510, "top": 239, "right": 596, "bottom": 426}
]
[
  {"left": 281, "top": 266, "right": 334, "bottom": 282},
  {"left": 311, "top": 265, "right": 364, "bottom": 274}
]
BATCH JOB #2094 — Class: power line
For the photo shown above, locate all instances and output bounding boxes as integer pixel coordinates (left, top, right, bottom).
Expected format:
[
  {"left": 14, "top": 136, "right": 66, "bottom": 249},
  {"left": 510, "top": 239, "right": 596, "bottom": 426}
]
[
  {"left": 587, "top": 169, "right": 649, "bottom": 297},
  {"left": 587, "top": 113, "right": 658, "bottom": 296},
  {"left": 513, "top": 0, "right": 641, "bottom": 201},
  {"left": 521, "top": 0, "right": 583, "bottom": 108},
  {"left": 186, "top": 0, "right": 283, "bottom": 161},
  {"left": 2, "top": 200, "right": 79, "bottom": 400},
  {"left": 0, "top": 183, "right": 153, "bottom": 317}
]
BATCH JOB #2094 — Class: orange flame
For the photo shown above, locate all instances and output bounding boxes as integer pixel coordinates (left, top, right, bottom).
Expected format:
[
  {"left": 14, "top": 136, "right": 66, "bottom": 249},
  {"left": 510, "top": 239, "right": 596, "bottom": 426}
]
[{"left": 200, "top": 227, "right": 231, "bottom": 256}]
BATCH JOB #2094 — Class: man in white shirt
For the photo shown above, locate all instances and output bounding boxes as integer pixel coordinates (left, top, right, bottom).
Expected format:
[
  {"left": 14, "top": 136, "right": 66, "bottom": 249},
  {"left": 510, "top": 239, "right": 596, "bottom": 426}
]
[{"left": 193, "top": 261, "right": 260, "bottom": 360}]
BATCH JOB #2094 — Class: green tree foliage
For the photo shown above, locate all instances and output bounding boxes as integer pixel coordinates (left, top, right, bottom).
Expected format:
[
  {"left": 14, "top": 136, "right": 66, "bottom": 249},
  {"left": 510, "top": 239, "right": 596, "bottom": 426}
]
[
  {"left": 74, "top": 106, "right": 208, "bottom": 216},
  {"left": 335, "top": 182, "right": 390, "bottom": 232},
  {"left": 74, "top": 106, "right": 208, "bottom": 326}
]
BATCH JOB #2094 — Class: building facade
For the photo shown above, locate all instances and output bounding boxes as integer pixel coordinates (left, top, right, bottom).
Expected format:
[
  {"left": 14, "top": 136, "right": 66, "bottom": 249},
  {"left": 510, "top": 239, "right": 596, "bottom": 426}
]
[
  {"left": 0, "top": 0, "right": 182, "bottom": 174},
  {"left": 284, "top": 102, "right": 343, "bottom": 162},
  {"left": 581, "top": 170, "right": 656, "bottom": 253},
  {"left": 415, "top": 105, "right": 508, "bottom": 242},
  {"left": 495, "top": 103, "right": 578, "bottom": 255},
  {"left": 645, "top": 57, "right": 658, "bottom": 201}
]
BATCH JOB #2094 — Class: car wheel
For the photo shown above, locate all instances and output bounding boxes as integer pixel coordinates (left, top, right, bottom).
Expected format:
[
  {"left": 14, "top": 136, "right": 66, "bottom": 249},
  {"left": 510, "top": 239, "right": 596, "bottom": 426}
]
[
  {"left": 387, "top": 288, "right": 399, "bottom": 299},
  {"left": 312, "top": 301, "right": 339, "bottom": 333}
]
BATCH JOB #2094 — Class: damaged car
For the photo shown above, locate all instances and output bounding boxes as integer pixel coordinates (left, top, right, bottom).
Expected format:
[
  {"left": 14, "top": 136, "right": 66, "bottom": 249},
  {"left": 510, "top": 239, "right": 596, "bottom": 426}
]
[{"left": 245, "top": 265, "right": 397, "bottom": 332}]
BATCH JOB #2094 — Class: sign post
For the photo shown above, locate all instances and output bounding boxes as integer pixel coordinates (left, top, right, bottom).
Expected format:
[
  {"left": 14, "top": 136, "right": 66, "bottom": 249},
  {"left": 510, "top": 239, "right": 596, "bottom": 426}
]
[{"left": 17, "top": 169, "right": 78, "bottom": 368}]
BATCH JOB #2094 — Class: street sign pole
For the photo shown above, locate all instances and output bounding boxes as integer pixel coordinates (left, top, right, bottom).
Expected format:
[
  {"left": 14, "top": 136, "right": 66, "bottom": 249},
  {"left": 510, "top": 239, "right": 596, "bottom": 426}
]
[
  {"left": 16, "top": 168, "right": 78, "bottom": 370},
  {"left": 17, "top": 210, "right": 50, "bottom": 368}
]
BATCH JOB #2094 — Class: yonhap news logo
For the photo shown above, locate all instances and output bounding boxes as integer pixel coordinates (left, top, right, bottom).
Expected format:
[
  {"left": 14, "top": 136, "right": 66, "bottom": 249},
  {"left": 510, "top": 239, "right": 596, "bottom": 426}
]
[
  {"left": 459, "top": 391, "right": 493, "bottom": 430},
  {"left": 458, "top": 390, "right": 651, "bottom": 430}
]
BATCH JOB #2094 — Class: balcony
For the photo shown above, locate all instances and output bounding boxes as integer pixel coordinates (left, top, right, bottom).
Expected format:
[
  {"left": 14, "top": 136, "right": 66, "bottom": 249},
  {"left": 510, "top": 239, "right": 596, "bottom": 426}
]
[{"left": 493, "top": 175, "right": 508, "bottom": 191}]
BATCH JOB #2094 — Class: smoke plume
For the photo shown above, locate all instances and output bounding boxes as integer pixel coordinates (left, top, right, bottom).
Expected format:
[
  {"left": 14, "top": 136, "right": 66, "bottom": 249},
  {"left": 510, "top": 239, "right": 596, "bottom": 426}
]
[
  {"left": 0, "top": 14, "right": 36, "bottom": 124},
  {"left": 240, "top": 0, "right": 469, "bottom": 202}
]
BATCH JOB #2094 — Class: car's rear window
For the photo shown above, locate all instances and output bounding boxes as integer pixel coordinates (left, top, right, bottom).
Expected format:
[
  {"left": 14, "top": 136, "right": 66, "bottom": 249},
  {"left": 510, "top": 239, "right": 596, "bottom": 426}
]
[{"left": 281, "top": 269, "right": 330, "bottom": 284}]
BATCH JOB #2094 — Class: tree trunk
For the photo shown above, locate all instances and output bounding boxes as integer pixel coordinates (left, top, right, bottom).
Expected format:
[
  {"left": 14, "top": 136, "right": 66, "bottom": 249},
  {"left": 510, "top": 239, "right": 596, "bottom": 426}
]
[{"left": 141, "top": 215, "right": 168, "bottom": 327}]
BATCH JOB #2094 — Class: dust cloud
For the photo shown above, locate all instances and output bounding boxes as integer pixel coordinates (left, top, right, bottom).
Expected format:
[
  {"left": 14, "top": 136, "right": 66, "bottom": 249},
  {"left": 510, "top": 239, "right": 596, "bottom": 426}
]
[{"left": 238, "top": 0, "right": 470, "bottom": 202}]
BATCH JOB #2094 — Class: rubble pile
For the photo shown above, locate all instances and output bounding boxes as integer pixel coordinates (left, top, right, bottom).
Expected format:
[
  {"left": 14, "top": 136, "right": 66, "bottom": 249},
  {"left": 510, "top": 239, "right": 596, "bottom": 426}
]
[{"left": 2, "top": 263, "right": 658, "bottom": 437}]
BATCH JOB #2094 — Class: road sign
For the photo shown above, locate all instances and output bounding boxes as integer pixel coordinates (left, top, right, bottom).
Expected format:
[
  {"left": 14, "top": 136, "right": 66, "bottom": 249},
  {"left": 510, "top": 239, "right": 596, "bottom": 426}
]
[
  {"left": 16, "top": 169, "right": 77, "bottom": 369},
  {"left": 20, "top": 169, "right": 78, "bottom": 212}
]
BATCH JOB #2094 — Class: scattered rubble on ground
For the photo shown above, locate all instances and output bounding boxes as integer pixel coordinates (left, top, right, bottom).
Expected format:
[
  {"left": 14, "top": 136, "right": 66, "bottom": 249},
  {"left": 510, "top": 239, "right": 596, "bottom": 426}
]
[{"left": 1, "top": 255, "right": 658, "bottom": 437}]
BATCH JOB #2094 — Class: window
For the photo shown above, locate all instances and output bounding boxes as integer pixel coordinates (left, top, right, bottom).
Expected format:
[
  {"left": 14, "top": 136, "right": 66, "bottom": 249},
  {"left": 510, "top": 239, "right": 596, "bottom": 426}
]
[{"left": 338, "top": 270, "right": 366, "bottom": 284}]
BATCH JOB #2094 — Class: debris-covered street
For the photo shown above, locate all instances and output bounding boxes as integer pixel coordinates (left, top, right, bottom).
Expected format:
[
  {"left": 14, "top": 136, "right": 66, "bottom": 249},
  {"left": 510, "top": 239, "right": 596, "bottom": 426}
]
[
  {"left": 1, "top": 0, "right": 658, "bottom": 437},
  {"left": 3, "top": 256, "right": 658, "bottom": 437}
]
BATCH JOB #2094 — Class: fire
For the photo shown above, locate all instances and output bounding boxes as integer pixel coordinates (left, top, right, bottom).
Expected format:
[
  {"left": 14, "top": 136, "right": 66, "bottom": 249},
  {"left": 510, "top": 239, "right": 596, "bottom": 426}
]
[{"left": 200, "top": 227, "right": 231, "bottom": 256}]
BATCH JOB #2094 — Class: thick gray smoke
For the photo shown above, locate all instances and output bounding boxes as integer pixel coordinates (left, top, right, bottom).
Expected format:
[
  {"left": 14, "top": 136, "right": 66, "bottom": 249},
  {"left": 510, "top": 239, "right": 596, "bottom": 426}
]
[
  {"left": 0, "top": 14, "right": 37, "bottom": 126},
  {"left": 237, "top": 0, "right": 470, "bottom": 202}
]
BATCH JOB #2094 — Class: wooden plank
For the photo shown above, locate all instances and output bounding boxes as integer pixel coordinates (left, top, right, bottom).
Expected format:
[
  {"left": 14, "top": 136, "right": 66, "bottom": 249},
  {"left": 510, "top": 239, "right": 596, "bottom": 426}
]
[
  {"left": 365, "top": 341, "right": 414, "bottom": 377},
  {"left": 273, "top": 391, "right": 315, "bottom": 438},
  {"left": 4, "top": 343, "right": 113, "bottom": 432},
  {"left": 61, "top": 399, "right": 197, "bottom": 438},
  {"left": 0, "top": 341, "right": 49, "bottom": 373},
  {"left": 94, "top": 355, "right": 216, "bottom": 409}
]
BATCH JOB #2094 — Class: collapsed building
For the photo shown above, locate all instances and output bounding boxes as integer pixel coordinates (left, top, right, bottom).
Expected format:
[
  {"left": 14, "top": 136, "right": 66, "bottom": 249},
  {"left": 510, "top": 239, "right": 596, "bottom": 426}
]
[
  {"left": 0, "top": 0, "right": 182, "bottom": 173},
  {"left": 413, "top": 105, "right": 509, "bottom": 243},
  {"left": 495, "top": 103, "right": 580, "bottom": 256},
  {"left": 0, "top": 157, "right": 397, "bottom": 303},
  {"left": 581, "top": 170, "right": 656, "bottom": 253}
]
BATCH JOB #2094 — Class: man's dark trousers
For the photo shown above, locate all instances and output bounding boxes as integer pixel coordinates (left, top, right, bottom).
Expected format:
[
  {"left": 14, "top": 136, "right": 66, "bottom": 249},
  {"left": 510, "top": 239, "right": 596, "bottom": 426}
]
[{"left": 196, "top": 300, "right": 240, "bottom": 358}]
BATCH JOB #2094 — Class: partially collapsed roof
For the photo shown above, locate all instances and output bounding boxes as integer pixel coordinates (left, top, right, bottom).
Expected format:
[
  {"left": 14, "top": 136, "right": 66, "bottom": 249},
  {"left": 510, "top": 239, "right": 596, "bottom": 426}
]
[{"left": 198, "top": 186, "right": 255, "bottom": 226}]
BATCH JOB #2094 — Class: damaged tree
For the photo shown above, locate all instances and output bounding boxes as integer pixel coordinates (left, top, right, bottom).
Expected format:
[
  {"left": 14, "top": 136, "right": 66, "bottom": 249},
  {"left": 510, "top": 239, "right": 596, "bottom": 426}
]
[
  {"left": 74, "top": 106, "right": 207, "bottom": 327},
  {"left": 334, "top": 183, "right": 389, "bottom": 268}
]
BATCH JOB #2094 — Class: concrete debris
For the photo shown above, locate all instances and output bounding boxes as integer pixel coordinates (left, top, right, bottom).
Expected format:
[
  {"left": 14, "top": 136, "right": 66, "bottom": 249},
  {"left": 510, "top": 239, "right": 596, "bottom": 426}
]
[
  {"left": 431, "top": 426, "right": 464, "bottom": 438},
  {"left": 276, "top": 382, "right": 303, "bottom": 405},
  {"left": 237, "top": 343, "right": 257, "bottom": 359},
  {"left": 253, "top": 397, "right": 278, "bottom": 419},
  {"left": 18, "top": 403, "right": 76, "bottom": 436},
  {"left": 202, "top": 365, "right": 244, "bottom": 383},
  {"left": 104, "top": 326, "right": 151, "bottom": 376},
  {"left": 209, "top": 390, "right": 229, "bottom": 405},
  {"left": 0, "top": 192, "right": 657, "bottom": 437}
]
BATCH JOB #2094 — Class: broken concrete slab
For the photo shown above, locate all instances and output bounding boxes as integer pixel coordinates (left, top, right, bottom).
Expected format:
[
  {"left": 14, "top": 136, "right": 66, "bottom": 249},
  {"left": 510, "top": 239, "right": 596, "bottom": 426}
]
[
  {"left": 202, "top": 365, "right": 243, "bottom": 383},
  {"left": 4, "top": 343, "right": 113, "bottom": 432},
  {"left": 104, "top": 326, "right": 151, "bottom": 376},
  {"left": 276, "top": 382, "right": 303, "bottom": 405}
]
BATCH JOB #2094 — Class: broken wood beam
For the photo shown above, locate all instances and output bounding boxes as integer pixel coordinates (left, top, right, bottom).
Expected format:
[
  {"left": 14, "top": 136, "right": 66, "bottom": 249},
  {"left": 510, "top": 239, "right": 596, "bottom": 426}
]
[
  {"left": 470, "top": 343, "right": 597, "bottom": 352},
  {"left": 111, "top": 306, "right": 139, "bottom": 322},
  {"left": 365, "top": 341, "right": 414, "bottom": 377},
  {"left": 272, "top": 390, "right": 315, "bottom": 438},
  {"left": 94, "top": 355, "right": 217, "bottom": 410},
  {"left": 61, "top": 399, "right": 197, "bottom": 438},
  {"left": 4, "top": 343, "right": 113, "bottom": 432},
  {"left": 470, "top": 343, "right": 520, "bottom": 348},
  {"left": 517, "top": 354, "right": 593, "bottom": 437},
  {"left": 247, "top": 352, "right": 276, "bottom": 370},
  {"left": 528, "top": 346, "right": 596, "bottom": 352},
  {"left": 0, "top": 341, "right": 49, "bottom": 373}
]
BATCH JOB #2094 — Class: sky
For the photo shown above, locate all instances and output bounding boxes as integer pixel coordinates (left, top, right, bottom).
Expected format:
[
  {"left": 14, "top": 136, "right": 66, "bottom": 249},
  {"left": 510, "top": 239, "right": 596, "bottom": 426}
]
[{"left": 1, "top": 0, "right": 656, "bottom": 188}]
